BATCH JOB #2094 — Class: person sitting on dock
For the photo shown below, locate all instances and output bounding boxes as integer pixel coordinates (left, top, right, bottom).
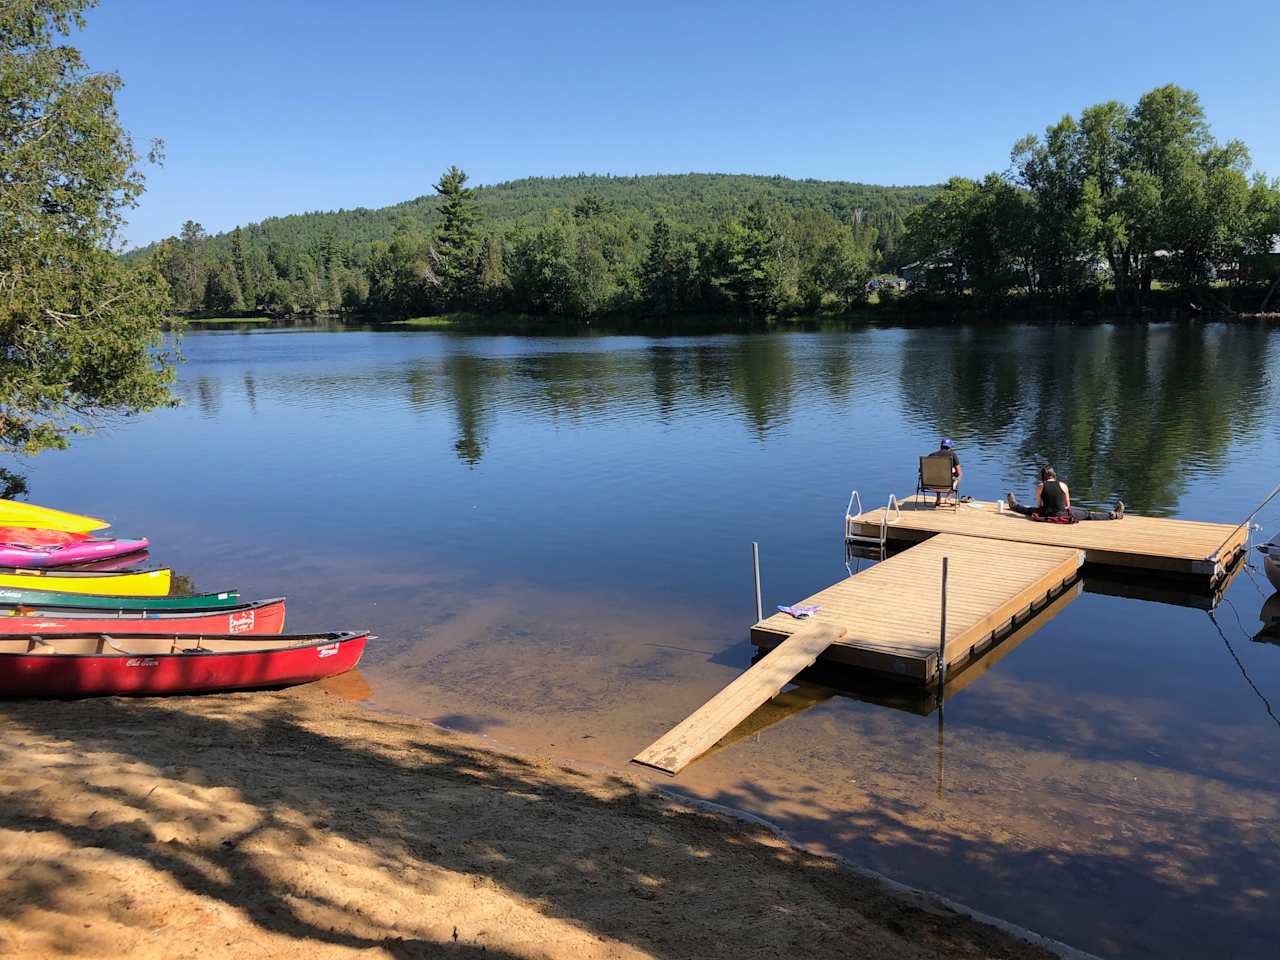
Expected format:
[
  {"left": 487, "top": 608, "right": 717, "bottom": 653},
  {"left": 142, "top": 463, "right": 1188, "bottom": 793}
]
[
  {"left": 1006, "top": 466, "right": 1124, "bottom": 521},
  {"left": 925, "top": 438, "right": 962, "bottom": 507}
]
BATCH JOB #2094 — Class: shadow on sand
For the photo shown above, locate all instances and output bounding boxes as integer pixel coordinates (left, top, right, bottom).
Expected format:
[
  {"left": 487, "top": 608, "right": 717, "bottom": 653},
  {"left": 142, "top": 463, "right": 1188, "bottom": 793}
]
[{"left": 0, "top": 689, "right": 1059, "bottom": 960}]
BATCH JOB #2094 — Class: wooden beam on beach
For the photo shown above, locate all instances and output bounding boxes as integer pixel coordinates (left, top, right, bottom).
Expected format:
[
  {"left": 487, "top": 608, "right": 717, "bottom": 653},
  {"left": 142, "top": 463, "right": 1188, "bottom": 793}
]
[{"left": 632, "top": 621, "right": 846, "bottom": 777}]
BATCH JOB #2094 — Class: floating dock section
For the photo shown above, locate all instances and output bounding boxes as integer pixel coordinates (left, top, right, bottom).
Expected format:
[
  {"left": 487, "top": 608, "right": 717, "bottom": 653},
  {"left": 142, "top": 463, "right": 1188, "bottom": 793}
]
[
  {"left": 634, "top": 497, "right": 1248, "bottom": 776},
  {"left": 848, "top": 495, "right": 1247, "bottom": 582},
  {"left": 750, "top": 533, "right": 1082, "bottom": 683},
  {"left": 634, "top": 533, "right": 1082, "bottom": 775}
]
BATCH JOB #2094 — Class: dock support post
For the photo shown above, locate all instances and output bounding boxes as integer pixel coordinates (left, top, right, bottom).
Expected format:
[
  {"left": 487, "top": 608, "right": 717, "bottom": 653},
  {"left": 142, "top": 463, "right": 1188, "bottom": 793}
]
[
  {"left": 937, "top": 557, "right": 949, "bottom": 692},
  {"left": 752, "top": 542, "right": 763, "bottom": 623}
]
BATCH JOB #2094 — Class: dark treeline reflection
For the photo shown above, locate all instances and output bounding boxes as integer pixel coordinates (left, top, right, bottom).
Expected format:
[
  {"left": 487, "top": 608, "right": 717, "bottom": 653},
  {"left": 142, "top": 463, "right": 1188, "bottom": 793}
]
[
  {"left": 198, "top": 324, "right": 1273, "bottom": 513},
  {"left": 899, "top": 323, "right": 1274, "bottom": 512}
]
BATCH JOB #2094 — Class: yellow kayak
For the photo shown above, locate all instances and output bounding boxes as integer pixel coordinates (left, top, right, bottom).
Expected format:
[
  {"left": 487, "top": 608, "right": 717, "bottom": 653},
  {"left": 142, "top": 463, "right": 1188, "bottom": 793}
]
[
  {"left": 0, "top": 567, "right": 170, "bottom": 597},
  {"left": 0, "top": 498, "right": 108, "bottom": 533}
]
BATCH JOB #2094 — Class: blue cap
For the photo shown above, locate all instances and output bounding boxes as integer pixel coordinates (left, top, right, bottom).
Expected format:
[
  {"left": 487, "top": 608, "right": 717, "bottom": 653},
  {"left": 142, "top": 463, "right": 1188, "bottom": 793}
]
[{"left": 940, "top": 437, "right": 954, "bottom": 448}]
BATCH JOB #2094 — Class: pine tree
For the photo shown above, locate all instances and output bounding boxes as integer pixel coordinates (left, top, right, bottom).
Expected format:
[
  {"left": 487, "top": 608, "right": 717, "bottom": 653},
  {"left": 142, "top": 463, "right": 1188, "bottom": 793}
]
[
  {"left": 230, "top": 226, "right": 252, "bottom": 308},
  {"left": 433, "top": 165, "right": 481, "bottom": 307}
]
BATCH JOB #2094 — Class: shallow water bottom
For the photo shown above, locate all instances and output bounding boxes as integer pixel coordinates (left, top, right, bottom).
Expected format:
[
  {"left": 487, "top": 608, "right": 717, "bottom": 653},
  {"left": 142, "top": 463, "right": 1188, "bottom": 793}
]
[{"left": 337, "top": 569, "right": 1280, "bottom": 960}]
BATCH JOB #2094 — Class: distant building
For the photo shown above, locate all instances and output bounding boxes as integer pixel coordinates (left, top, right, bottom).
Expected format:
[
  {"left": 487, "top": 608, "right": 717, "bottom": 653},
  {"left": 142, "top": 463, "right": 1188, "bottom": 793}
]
[{"left": 1241, "top": 252, "right": 1280, "bottom": 281}]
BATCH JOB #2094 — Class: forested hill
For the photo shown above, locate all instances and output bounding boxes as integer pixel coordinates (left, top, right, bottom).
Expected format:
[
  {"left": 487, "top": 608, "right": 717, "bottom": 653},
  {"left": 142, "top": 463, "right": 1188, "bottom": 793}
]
[
  {"left": 138, "top": 172, "right": 939, "bottom": 320},
  {"left": 138, "top": 173, "right": 936, "bottom": 259}
]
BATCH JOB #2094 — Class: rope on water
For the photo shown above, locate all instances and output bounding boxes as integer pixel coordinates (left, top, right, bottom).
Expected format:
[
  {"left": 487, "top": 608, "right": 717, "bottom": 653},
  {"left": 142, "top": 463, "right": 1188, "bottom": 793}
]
[{"left": 1208, "top": 609, "right": 1280, "bottom": 732}]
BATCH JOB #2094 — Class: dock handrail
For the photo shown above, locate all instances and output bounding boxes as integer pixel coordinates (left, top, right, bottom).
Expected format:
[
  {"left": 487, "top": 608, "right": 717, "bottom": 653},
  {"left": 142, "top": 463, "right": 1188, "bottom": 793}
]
[
  {"left": 844, "top": 491, "right": 903, "bottom": 561},
  {"left": 844, "top": 490, "right": 865, "bottom": 548},
  {"left": 881, "top": 494, "right": 902, "bottom": 544},
  {"left": 846, "top": 489, "right": 865, "bottom": 522}
]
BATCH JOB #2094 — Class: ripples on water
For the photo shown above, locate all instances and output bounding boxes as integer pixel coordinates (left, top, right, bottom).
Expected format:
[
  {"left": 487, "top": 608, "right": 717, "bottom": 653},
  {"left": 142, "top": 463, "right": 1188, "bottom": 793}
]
[{"left": 21, "top": 321, "right": 1280, "bottom": 959}]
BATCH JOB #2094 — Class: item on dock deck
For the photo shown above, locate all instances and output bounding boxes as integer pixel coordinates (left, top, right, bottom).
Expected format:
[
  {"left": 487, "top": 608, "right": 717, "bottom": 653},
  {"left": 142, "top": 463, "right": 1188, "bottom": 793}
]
[
  {"left": 0, "top": 566, "right": 171, "bottom": 597},
  {"left": 0, "top": 536, "right": 149, "bottom": 569},
  {"left": 0, "top": 527, "right": 90, "bottom": 547},
  {"left": 0, "top": 597, "right": 285, "bottom": 636},
  {"left": 776, "top": 603, "right": 820, "bottom": 619},
  {"left": 0, "top": 587, "right": 239, "bottom": 611},
  {"left": 0, "top": 630, "right": 367, "bottom": 697},
  {"left": 0, "top": 499, "right": 107, "bottom": 534}
]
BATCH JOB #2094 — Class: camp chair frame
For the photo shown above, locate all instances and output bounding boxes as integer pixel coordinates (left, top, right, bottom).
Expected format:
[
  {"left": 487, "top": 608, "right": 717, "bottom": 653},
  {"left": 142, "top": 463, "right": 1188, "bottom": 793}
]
[{"left": 917, "top": 454, "right": 959, "bottom": 511}]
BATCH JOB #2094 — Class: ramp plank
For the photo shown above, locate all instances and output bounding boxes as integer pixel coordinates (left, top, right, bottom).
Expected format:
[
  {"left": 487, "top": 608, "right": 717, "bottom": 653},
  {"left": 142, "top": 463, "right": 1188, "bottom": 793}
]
[{"left": 632, "top": 621, "right": 846, "bottom": 776}]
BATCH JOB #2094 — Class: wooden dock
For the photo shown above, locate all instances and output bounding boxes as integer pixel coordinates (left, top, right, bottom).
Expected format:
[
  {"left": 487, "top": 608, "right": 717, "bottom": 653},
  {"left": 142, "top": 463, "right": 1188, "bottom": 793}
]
[
  {"left": 848, "top": 495, "right": 1247, "bottom": 581},
  {"left": 751, "top": 534, "right": 1082, "bottom": 682},
  {"left": 634, "top": 534, "right": 1082, "bottom": 775},
  {"left": 633, "top": 622, "right": 846, "bottom": 776}
]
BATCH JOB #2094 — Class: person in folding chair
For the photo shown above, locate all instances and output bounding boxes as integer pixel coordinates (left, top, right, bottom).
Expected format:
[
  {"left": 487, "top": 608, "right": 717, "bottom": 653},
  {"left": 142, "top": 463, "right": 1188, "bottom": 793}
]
[
  {"left": 919, "top": 437, "right": 962, "bottom": 508},
  {"left": 1006, "top": 466, "right": 1125, "bottom": 521}
]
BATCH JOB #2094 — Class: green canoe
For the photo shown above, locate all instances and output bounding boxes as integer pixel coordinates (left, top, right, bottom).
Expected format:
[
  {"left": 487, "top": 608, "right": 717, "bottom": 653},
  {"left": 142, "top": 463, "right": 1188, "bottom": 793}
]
[{"left": 0, "top": 587, "right": 241, "bottom": 611}]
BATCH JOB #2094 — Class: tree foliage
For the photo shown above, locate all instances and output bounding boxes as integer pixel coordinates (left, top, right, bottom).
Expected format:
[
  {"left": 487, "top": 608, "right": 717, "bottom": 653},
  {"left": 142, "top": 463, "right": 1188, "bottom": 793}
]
[
  {"left": 1, "top": 0, "right": 177, "bottom": 456},
  {"left": 140, "top": 172, "right": 925, "bottom": 320},
  {"left": 905, "top": 84, "right": 1279, "bottom": 310}
]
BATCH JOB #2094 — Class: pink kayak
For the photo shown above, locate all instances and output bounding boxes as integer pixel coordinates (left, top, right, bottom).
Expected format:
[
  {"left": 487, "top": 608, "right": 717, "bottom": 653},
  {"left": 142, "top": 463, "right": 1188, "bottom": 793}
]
[{"left": 0, "top": 537, "right": 150, "bottom": 569}]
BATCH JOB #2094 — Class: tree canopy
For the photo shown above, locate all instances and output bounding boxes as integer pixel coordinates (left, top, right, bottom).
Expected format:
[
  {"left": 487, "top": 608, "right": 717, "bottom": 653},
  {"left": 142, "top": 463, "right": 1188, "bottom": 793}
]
[
  {"left": 139, "top": 172, "right": 932, "bottom": 321},
  {"left": 903, "top": 84, "right": 1280, "bottom": 310},
  {"left": 1, "top": 0, "right": 177, "bottom": 470}
]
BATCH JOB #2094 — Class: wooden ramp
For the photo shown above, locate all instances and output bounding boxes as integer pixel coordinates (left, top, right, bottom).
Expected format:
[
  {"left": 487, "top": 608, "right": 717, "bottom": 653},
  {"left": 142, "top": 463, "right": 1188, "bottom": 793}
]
[
  {"left": 635, "top": 534, "right": 1082, "bottom": 776},
  {"left": 848, "top": 495, "right": 1246, "bottom": 581},
  {"left": 751, "top": 534, "right": 1083, "bottom": 682},
  {"left": 632, "top": 622, "right": 846, "bottom": 776}
]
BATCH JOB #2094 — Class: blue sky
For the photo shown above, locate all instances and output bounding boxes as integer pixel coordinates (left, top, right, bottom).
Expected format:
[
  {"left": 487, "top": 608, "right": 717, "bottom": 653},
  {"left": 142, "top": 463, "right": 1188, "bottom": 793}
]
[{"left": 75, "top": 0, "right": 1280, "bottom": 247}]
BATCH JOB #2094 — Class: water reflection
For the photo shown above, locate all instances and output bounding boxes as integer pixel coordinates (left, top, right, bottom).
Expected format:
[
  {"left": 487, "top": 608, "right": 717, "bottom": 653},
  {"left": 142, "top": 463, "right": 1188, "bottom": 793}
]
[
  {"left": 52, "top": 322, "right": 1280, "bottom": 959},
  {"left": 899, "top": 324, "right": 1275, "bottom": 512},
  {"left": 187, "top": 323, "right": 1276, "bottom": 509}
]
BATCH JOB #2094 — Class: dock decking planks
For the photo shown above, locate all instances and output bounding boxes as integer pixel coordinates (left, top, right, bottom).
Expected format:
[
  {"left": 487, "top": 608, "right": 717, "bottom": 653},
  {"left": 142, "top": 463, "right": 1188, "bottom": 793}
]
[
  {"left": 632, "top": 621, "right": 846, "bottom": 776},
  {"left": 751, "top": 534, "right": 1083, "bottom": 682},
  {"left": 848, "top": 495, "right": 1247, "bottom": 579}
]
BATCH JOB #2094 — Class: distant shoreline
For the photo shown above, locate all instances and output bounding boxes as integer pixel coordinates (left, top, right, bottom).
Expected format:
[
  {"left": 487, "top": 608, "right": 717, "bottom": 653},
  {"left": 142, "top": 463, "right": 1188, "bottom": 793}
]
[{"left": 173, "top": 305, "right": 1280, "bottom": 335}]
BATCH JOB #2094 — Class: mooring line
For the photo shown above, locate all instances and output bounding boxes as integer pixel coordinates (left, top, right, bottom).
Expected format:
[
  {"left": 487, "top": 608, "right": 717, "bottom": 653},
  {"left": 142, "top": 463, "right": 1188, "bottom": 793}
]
[{"left": 1208, "top": 609, "right": 1280, "bottom": 732}]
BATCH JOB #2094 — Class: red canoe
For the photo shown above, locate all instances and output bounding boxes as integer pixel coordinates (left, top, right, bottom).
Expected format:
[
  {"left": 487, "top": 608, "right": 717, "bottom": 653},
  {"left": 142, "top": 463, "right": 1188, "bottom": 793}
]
[
  {"left": 0, "top": 597, "right": 287, "bottom": 635},
  {"left": 0, "top": 630, "right": 367, "bottom": 697}
]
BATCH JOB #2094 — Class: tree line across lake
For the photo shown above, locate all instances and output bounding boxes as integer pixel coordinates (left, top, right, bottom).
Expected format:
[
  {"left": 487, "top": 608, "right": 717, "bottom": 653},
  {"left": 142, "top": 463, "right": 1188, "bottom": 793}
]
[
  {"left": 148, "top": 84, "right": 1280, "bottom": 323},
  {"left": 146, "top": 173, "right": 930, "bottom": 321}
]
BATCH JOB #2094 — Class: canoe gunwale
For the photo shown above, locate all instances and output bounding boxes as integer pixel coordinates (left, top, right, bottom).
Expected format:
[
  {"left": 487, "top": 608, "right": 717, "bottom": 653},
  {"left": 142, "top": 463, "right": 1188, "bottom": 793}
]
[
  {"left": 0, "top": 630, "right": 367, "bottom": 660},
  {"left": 0, "top": 597, "right": 284, "bottom": 620}
]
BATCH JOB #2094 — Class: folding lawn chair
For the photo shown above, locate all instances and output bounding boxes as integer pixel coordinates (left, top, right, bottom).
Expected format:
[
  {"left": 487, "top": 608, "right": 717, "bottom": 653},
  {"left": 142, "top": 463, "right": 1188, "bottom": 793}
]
[{"left": 917, "top": 453, "right": 958, "bottom": 511}]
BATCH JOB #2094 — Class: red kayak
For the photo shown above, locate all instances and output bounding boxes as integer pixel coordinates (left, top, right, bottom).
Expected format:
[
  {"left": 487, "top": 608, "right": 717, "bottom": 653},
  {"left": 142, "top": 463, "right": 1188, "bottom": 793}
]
[
  {"left": 0, "top": 630, "right": 367, "bottom": 696},
  {"left": 0, "top": 597, "right": 286, "bottom": 635}
]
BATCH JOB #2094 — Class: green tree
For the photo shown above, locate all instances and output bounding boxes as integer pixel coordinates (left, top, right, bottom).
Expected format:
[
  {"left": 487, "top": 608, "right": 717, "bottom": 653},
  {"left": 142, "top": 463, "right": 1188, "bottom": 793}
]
[
  {"left": 640, "top": 218, "right": 688, "bottom": 314},
  {"left": 433, "top": 165, "right": 481, "bottom": 306},
  {"left": 900, "top": 175, "right": 1031, "bottom": 302},
  {"left": 715, "top": 201, "right": 797, "bottom": 317},
  {"left": 1, "top": 0, "right": 178, "bottom": 456},
  {"left": 203, "top": 256, "right": 244, "bottom": 312},
  {"left": 229, "top": 225, "right": 254, "bottom": 308}
]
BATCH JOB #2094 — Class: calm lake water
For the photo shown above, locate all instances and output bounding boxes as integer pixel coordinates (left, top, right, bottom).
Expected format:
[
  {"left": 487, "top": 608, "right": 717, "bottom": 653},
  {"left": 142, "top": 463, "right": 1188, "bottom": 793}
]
[{"left": 21, "top": 321, "right": 1280, "bottom": 959}]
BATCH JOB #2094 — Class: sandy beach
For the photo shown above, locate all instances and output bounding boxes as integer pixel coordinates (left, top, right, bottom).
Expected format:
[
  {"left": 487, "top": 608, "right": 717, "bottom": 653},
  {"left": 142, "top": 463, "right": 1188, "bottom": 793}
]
[{"left": 0, "top": 683, "right": 1070, "bottom": 960}]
